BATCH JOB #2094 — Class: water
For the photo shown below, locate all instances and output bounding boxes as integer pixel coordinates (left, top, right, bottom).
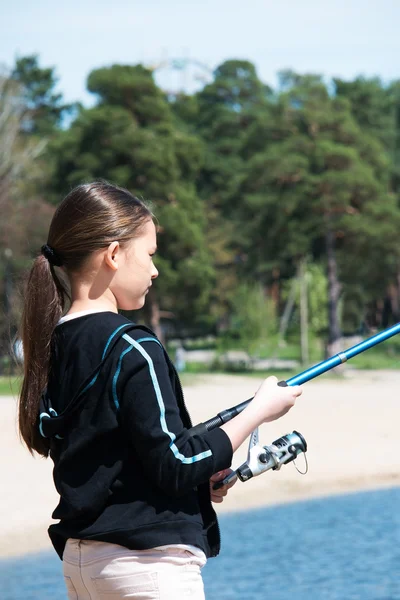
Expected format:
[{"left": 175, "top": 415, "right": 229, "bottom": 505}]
[{"left": 2, "top": 487, "right": 400, "bottom": 600}]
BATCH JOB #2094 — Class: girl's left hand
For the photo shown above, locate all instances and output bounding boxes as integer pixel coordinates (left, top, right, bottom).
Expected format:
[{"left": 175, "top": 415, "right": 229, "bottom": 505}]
[{"left": 209, "top": 469, "right": 237, "bottom": 503}]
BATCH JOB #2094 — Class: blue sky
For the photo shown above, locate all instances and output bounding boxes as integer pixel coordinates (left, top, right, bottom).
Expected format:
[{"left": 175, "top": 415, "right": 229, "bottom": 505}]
[{"left": 2, "top": 0, "right": 399, "bottom": 105}]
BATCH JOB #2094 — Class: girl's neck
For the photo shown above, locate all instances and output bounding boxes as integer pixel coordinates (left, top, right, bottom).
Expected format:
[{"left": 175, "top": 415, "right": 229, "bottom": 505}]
[
  {"left": 66, "top": 299, "right": 118, "bottom": 316},
  {"left": 58, "top": 308, "right": 113, "bottom": 325}
]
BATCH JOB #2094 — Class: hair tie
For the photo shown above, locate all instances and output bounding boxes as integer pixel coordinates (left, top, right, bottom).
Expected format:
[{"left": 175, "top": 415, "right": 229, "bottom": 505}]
[{"left": 41, "top": 244, "right": 64, "bottom": 267}]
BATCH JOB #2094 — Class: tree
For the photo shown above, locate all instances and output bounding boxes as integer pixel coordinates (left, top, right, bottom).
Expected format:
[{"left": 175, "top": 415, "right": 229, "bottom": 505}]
[
  {"left": 235, "top": 71, "right": 397, "bottom": 349},
  {"left": 11, "top": 55, "right": 69, "bottom": 136},
  {"left": 49, "top": 64, "right": 215, "bottom": 338},
  {"left": 177, "top": 61, "right": 276, "bottom": 332},
  {"left": 334, "top": 77, "right": 395, "bottom": 152},
  {"left": 0, "top": 69, "right": 54, "bottom": 364},
  {"left": 195, "top": 60, "right": 272, "bottom": 207},
  {"left": 334, "top": 77, "right": 400, "bottom": 326}
]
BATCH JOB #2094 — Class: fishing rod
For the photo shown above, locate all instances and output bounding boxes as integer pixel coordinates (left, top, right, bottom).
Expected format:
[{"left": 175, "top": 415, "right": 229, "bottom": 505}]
[
  {"left": 189, "top": 322, "right": 400, "bottom": 488},
  {"left": 189, "top": 322, "right": 400, "bottom": 438}
]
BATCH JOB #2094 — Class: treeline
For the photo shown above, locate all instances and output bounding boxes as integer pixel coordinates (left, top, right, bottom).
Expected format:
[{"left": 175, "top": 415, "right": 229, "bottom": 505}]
[{"left": 1, "top": 56, "right": 400, "bottom": 361}]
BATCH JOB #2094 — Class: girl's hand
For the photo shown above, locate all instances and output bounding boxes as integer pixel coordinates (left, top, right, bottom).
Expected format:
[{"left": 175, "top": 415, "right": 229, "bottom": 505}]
[
  {"left": 253, "top": 376, "right": 302, "bottom": 423},
  {"left": 220, "top": 376, "right": 303, "bottom": 454},
  {"left": 209, "top": 469, "right": 237, "bottom": 503}
]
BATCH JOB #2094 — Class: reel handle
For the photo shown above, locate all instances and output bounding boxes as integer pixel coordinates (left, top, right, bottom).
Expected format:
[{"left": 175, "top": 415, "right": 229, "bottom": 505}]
[{"left": 212, "top": 430, "right": 307, "bottom": 490}]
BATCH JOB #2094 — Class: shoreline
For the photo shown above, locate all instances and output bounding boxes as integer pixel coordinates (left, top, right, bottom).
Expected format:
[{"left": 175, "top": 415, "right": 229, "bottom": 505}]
[
  {"left": 2, "top": 370, "right": 400, "bottom": 559},
  {"left": 2, "top": 480, "right": 400, "bottom": 561}
]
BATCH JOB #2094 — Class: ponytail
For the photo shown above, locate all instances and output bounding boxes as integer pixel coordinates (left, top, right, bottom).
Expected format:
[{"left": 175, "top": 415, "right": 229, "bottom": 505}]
[
  {"left": 18, "top": 181, "right": 152, "bottom": 456},
  {"left": 19, "top": 255, "right": 66, "bottom": 456}
]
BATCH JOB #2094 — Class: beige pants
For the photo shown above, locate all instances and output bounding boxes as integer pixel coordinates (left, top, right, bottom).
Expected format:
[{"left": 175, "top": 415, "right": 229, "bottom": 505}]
[{"left": 62, "top": 538, "right": 207, "bottom": 599}]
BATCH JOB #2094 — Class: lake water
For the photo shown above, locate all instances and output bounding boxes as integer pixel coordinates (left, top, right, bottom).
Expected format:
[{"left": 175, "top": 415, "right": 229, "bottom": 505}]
[{"left": 2, "top": 487, "right": 400, "bottom": 599}]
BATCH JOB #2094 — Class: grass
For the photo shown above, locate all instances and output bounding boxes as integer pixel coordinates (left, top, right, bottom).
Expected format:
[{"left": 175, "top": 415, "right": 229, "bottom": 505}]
[
  {"left": 344, "top": 349, "right": 400, "bottom": 370},
  {"left": 1, "top": 336, "right": 399, "bottom": 396},
  {"left": 177, "top": 333, "right": 400, "bottom": 382},
  {"left": 0, "top": 376, "right": 21, "bottom": 396}
]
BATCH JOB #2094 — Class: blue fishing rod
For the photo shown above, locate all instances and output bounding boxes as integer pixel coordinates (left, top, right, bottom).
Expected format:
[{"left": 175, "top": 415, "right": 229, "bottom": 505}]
[
  {"left": 193, "top": 322, "right": 400, "bottom": 488},
  {"left": 189, "top": 322, "right": 400, "bottom": 437}
]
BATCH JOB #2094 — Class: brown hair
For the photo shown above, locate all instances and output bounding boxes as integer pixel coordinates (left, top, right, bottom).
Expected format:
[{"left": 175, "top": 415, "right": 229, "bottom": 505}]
[{"left": 19, "top": 181, "right": 152, "bottom": 456}]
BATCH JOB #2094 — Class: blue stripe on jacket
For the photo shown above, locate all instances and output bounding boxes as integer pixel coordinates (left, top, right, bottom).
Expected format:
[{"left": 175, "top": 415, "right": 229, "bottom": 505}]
[{"left": 116, "top": 333, "right": 212, "bottom": 464}]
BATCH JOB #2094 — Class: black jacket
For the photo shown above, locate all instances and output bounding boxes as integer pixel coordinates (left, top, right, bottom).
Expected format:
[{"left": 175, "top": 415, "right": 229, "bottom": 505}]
[{"left": 40, "top": 312, "right": 233, "bottom": 560}]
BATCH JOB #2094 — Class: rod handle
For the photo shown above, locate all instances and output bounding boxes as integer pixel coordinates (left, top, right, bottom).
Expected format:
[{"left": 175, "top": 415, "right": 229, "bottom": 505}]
[
  {"left": 188, "top": 422, "right": 211, "bottom": 437},
  {"left": 188, "top": 381, "right": 289, "bottom": 437}
]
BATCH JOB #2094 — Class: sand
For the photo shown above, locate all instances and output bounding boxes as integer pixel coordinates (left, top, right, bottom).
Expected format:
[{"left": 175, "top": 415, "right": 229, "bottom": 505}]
[{"left": 2, "top": 369, "right": 400, "bottom": 559}]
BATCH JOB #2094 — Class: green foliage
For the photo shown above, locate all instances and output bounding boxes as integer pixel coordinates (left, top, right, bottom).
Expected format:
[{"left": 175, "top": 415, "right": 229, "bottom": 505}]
[
  {"left": 0, "top": 64, "right": 60, "bottom": 356},
  {"left": 0, "top": 376, "right": 21, "bottom": 396},
  {"left": 307, "top": 264, "right": 328, "bottom": 335},
  {"left": 281, "top": 263, "right": 328, "bottom": 336},
  {"left": 334, "top": 77, "right": 396, "bottom": 152},
  {"left": 221, "top": 283, "right": 278, "bottom": 353},
  {"left": 3, "top": 54, "right": 400, "bottom": 356},
  {"left": 87, "top": 64, "right": 172, "bottom": 126},
  {"left": 232, "top": 72, "right": 396, "bottom": 343},
  {"left": 48, "top": 64, "right": 214, "bottom": 331},
  {"left": 11, "top": 54, "right": 69, "bottom": 136}
]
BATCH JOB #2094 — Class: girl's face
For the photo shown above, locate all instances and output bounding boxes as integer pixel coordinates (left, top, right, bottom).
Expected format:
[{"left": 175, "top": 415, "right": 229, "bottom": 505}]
[{"left": 110, "top": 219, "right": 159, "bottom": 310}]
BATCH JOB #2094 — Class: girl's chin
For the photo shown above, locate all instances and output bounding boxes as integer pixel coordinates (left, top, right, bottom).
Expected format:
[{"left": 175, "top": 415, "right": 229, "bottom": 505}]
[
  {"left": 119, "top": 297, "right": 146, "bottom": 311},
  {"left": 133, "top": 299, "right": 146, "bottom": 310},
  {"left": 137, "top": 295, "right": 147, "bottom": 308}
]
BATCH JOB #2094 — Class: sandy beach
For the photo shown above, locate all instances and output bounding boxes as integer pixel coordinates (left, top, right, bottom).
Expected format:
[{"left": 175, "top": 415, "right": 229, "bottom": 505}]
[{"left": 2, "top": 369, "right": 400, "bottom": 559}]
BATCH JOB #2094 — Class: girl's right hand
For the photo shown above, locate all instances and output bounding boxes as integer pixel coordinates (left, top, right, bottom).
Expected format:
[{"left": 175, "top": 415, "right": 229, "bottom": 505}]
[
  {"left": 221, "top": 375, "right": 303, "bottom": 453},
  {"left": 252, "top": 376, "right": 302, "bottom": 423}
]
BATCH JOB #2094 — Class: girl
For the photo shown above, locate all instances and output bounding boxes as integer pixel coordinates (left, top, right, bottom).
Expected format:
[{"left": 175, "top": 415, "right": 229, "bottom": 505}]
[{"left": 19, "top": 181, "right": 302, "bottom": 600}]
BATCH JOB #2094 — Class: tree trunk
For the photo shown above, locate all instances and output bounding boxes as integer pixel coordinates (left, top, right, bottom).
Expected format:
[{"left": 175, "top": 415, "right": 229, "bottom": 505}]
[
  {"left": 278, "top": 276, "right": 297, "bottom": 346},
  {"left": 325, "top": 228, "right": 342, "bottom": 356},
  {"left": 386, "top": 269, "right": 400, "bottom": 323},
  {"left": 270, "top": 268, "right": 280, "bottom": 313},
  {"left": 147, "top": 289, "right": 164, "bottom": 344},
  {"left": 299, "top": 257, "right": 309, "bottom": 365}
]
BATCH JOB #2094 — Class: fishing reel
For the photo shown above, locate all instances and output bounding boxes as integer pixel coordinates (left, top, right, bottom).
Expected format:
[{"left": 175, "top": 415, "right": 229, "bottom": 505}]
[
  {"left": 237, "top": 429, "right": 307, "bottom": 481},
  {"left": 213, "top": 428, "right": 307, "bottom": 490}
]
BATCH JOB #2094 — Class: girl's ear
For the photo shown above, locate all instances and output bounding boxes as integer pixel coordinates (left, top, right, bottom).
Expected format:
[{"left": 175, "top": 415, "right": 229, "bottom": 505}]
[{"left": 105, "top": 241, "right": 120, "bottom": 271}]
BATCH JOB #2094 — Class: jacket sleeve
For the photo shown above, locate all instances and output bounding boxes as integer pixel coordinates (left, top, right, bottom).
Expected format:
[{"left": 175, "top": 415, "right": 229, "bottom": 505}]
[{"left": 117, "top": 336, "right": 233, "bottom": 497}]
